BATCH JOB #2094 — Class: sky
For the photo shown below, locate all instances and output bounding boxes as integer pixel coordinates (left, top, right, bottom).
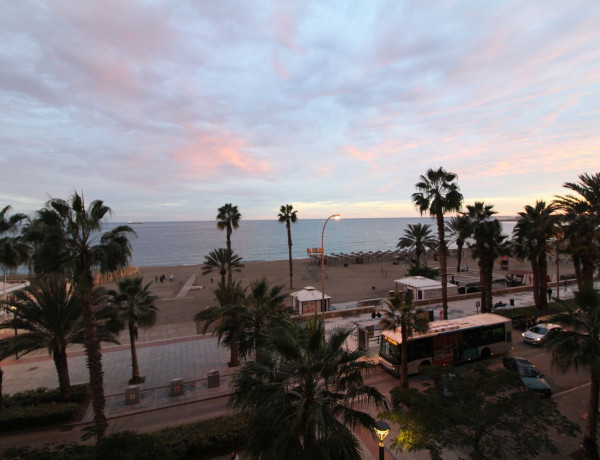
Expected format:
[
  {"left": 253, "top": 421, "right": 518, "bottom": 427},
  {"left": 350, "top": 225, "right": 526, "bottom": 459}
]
[{"left": 1, "top": 1, "right": 599, "bottom": 222}]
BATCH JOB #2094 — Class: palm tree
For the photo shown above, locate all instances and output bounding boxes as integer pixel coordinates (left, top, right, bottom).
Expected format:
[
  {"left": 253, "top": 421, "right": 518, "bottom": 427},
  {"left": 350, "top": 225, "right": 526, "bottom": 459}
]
[
  {"left": 26, "top": 192, "right": 135, "bottom": 439},
  {"left": 202, "top": 248, "right": 244, "bottom": 286},
  {"left": 412, "top": 168, "right": 463, "bottom": 319},
  {"left": 277, "top": 204, "right": 298, "bottom": 288},
  {"left": 378, "top": 293, "right": 429, "bottom": 388},
  {"left": 0, "top": 205, "right": 29, "bottom": 287},
  {"left": 229, "top": 317, "right": 388, "bottom": 459},
  {"left": 0, "top": 279, "right": 118, "bottom": 399},
  {"left": 195, "top": 281, "right": 246, "bottom": 367},
  {"left": 239, "top": 277, "right": 289, "bottom": 357},
  {"left": 544, "top": 286, "right": 600, "bottom": 459},
  {"left": 464, "top": 202, "right": 511, "bottom": 313},
  {"left": 446, "top": 215, "right": 471, "bottom": 272},
  {"left": 512, "top": 201, "right": 560, "bottom": 310},
  {"left": 106, "top": 276, "right": 159, "bottom": 384},
  {"left": 397, "top": 223, "right": 437, "bottom": 267},
  {"left": 216, "top": 203, "right": 241, "bottom": 252},
  {"left": 554, "top": 172, "right": 600, "bottom": 288}
]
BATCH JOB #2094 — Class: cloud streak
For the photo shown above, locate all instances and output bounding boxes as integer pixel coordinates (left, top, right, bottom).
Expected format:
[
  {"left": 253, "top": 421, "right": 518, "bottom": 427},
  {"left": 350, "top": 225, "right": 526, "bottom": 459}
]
[{"left": 1, "top": 0, "right": 599, "bottom": 221}]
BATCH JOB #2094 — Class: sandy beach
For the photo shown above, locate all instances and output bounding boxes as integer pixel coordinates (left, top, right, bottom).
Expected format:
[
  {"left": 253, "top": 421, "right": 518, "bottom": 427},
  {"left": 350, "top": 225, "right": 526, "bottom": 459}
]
[{"left": 96, "top": 251, "right": 567, "bottom": 327}]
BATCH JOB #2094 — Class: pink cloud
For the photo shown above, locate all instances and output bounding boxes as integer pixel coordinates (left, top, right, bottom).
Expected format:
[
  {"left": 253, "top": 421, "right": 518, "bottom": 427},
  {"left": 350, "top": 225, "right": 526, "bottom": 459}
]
[{"left": 172, "top": 127, "right": 272, "bottom": 180}]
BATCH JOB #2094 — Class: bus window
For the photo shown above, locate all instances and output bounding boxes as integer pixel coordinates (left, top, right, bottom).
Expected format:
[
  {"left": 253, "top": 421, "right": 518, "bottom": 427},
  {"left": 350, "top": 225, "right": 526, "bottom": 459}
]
[{"left": 479, "top": 325, "right": 505, "bottom": 346}]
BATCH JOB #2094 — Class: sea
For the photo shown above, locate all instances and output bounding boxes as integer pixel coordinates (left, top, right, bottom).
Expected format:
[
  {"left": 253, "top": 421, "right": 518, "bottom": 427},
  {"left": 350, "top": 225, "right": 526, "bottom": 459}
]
[{"left": 101, "top": 218, "right": 517, "bottom": 269}]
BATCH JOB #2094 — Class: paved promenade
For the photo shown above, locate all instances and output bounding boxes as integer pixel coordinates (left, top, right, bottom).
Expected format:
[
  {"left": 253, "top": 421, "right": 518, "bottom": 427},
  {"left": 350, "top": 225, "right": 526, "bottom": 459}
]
[{"left": 0, "top": 280, "right": 593, "bottom": 459}]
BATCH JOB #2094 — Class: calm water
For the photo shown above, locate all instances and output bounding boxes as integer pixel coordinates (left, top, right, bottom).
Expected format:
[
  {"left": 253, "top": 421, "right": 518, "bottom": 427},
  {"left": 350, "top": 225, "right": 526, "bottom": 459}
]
[{"left": 103, "top": 218, "right": 516, "bottom": 268}]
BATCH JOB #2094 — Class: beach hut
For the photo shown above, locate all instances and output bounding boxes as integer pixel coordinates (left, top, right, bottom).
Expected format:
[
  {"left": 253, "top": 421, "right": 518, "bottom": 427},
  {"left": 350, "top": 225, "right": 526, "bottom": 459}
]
[
  {"left": 393, "top": 276, "right": 458, "bottom": 301},
  {"left": 290, "top": 286, "right": 332, "bottom": 315}
]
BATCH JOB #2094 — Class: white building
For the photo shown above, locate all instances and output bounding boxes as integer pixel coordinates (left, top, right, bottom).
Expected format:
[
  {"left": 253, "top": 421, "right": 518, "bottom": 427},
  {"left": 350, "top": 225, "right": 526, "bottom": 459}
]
[
  {"left": 394, "top": 276, "right": 458, "bottom": 301},
  {"left": 290, "top": 286, "right": 331, "bottom": 315}
]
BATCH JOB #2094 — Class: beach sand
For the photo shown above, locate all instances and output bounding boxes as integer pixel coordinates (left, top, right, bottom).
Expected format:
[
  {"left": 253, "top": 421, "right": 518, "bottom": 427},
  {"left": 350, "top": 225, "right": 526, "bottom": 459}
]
[{"left": 97, "top": 252, "right": 563, "bottom": 327}]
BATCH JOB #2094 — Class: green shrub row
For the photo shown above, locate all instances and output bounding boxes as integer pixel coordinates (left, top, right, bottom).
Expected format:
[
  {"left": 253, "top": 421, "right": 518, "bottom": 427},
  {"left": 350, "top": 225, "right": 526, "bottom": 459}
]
[
  {"left": 3, "top": 385, "right": 90, "bottom": 408},
  {"left": 0, "top": 414, "right": 250, "bottom": 459},
  {"left": 0, "top": 402, "right": 80, "bottom": 430}
]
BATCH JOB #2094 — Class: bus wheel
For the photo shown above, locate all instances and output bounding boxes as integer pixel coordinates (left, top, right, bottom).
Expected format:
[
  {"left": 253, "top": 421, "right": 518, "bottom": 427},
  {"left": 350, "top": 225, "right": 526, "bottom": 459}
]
[
  {"left": 419, "top": 361, "right": 432, "bottom": 373},
  {"left": 481, "top": 348, "right": 491, "bottom": 360}
]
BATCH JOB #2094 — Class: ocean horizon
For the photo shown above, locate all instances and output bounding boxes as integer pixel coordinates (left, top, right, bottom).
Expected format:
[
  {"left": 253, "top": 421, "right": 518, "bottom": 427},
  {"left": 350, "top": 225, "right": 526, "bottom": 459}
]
[{"left": 100, "top": 218, "right": 517, "bottom": 269}]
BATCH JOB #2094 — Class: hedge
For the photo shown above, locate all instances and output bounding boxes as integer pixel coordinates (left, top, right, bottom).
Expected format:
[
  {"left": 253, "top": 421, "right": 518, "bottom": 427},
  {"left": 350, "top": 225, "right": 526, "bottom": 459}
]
[
  {"left": 0, "top": 402, "right": 80, "bottom": 430},
  {"left": 0, "top": 414, "right": 250, "bottom": 459}
]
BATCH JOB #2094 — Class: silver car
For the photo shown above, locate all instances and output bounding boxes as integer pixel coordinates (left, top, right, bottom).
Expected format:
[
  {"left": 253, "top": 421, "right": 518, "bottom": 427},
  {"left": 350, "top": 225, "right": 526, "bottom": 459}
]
[{"left": 522, "top": 323, "right": 565, "bottom": 345}]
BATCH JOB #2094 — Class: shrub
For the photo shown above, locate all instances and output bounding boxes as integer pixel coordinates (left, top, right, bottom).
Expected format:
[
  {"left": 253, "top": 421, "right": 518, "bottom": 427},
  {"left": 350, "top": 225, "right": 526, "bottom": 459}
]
[
  {"left": 3, "top": 385, "right": 90, "bottom": 408},
  {"left": 0, "top": 402, "right": 80, "bottom": 430}
]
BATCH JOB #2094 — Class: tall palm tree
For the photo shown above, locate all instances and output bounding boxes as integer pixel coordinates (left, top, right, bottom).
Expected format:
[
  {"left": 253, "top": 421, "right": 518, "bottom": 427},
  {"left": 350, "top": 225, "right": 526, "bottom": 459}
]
[
  {"left": 106, "top": 276, "right": 159, "bottom": 384},
  {"left": 26, "top": 192, "right": 135, "bottom": 439},
  {"left": 554, "top": 172, "right": 600, "bottom": 288},
  {"left": 464, "top": 202, "right": 511, "bottom": 313},
  {"left": 0, "top": 205, "right": 29, "bottom": 287},
  {"left": 202, "top": 248, "right": 244, "bottom": 286},
  {"left": 230, "top": 317, "right": 388, "bottom": 459},
  {"left": 544, "top": 286, "right": 600, "bottom": 459},
  {"left": 195, "top": 281, "right": 246, "bottom": 367},
  {"left": 239, "top": 277, "right": 289, "bottom": 357},
  {"left": 397, "top": 223, "right": 437, "bottom": 267},
  {"left": 446, "top": 215, "right": 471, "bottom": 272},
  {"left": 512, "top": 201, "right": 560, "bottom": 310},
  {"left": 412, "top": 168, "right": 463, "bottom": 319},
  {"left": 378, "top": 293, "right": 429, "bottom": 388},
  {"left": 277, "top": 204, "right": 298, "bottom": 289},
  {"left": 216, "top": 203, "right": 241, "bottom": 252},
  {"left": 0, "top": 279, "right": 118, "bottom": 399}
]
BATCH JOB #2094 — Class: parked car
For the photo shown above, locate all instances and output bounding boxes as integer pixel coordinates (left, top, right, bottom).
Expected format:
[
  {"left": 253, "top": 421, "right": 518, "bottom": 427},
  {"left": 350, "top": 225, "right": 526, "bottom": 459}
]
[
  {"left": 522, "top": 323, "right": 565, "bottom": 345},
  {"left": 502, "top": 356, "right": 552, "bottom": 397}
]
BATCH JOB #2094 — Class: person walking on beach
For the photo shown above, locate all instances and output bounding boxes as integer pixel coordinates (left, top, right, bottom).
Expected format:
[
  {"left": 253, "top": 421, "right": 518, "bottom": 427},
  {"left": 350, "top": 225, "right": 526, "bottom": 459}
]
[{"left": 169, "top": 272, "right": 174, "bottom": 282}]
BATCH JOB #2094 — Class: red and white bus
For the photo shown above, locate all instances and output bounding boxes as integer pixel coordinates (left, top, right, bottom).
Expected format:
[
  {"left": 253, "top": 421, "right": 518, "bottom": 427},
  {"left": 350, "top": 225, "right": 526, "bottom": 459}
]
[{"left": 379, "top": 313, "right": 512, "bottom": 376}]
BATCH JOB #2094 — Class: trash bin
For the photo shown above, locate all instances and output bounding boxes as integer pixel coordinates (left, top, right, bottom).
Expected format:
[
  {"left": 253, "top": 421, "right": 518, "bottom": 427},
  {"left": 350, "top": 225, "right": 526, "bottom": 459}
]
[
  {"left": 170, "top": 378, "right": 184, "bottom": 397},
  {"left": 510, "top": 299, "right": 514, "bottom": 307},
  {"left": 125, "top": 386, "right": 140, "bottom": 405},
  {"left": 207, "top": 370, "right": 220, "bottom": 388}
]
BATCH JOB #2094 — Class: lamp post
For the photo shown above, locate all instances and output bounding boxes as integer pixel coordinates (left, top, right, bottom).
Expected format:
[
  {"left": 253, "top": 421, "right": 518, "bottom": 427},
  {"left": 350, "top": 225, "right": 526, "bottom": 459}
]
[
  {"left": 374, "top": 420, "right": 390, "bottom": 460},
  {"left": 321, "top": 214, "right": 340, "bottom": 322}
]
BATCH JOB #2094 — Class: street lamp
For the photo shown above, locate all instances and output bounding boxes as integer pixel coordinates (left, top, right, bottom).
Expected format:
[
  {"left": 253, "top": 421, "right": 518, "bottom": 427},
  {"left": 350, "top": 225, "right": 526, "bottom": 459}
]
[
  {"left": 373, "top": 420, "right": 390, "bottom": 460},
  {"left": 321, "top": 214, "right": 340, "bottom": 322}
]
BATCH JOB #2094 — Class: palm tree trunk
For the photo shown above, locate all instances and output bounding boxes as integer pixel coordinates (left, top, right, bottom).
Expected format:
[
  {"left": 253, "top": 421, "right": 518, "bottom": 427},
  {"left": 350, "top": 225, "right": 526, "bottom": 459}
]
[
  {"left": 226, "top": 226, "right": 232, "bottom": 252},
  {"left": 287, "top": 222, "right": 293, "bottom": 289},
  {"left": 456, "top": 241, "right": 464, "bottom": 272},
  {"left": 129, "top": 319, "right": 141, "bottom": 383},
  {"left": 220, "top": 269, "right": 226, "bottom": 287},
  {"left": 80, "top": 286, "right": 107, "bottom": 439},
  {"left": 582, "top": 369, "right": 600, "bottom": 460},
  {"left": 477, "top": 250, "right": 487, "bottom": 313},
  {"left": 400, "top": 324, "right": 409, "bottom": 388},
  {"left": 531, "top": 258, "right": 542, "bottom": 310},
  {"left": 436, "top": 213, "right": 448, "bottom": 319},
  {"left": 538, "top": 256, "right": 549, "bottom": 310},
  {"left": 436, "top": 213, "right": 448, "bottom": 320},
  {"left": 229, "top": 339, "right": 240, "bottom": 367},
  {"left": 52, "top": 347, "right": 71, "bottom": 400},
  {"left": 484, "top": 259, "right": 493, "bottom": 313}
]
